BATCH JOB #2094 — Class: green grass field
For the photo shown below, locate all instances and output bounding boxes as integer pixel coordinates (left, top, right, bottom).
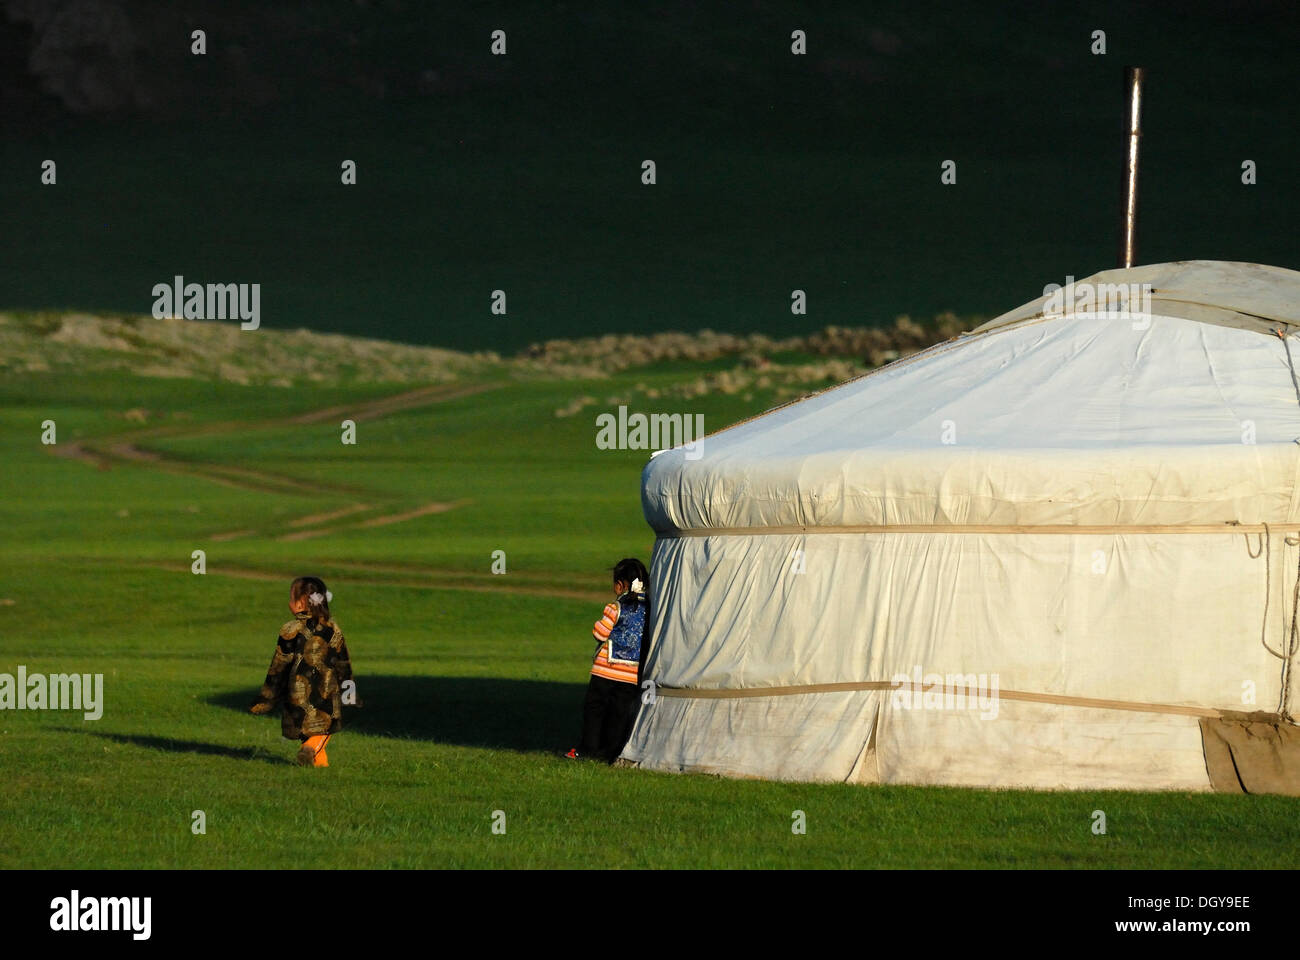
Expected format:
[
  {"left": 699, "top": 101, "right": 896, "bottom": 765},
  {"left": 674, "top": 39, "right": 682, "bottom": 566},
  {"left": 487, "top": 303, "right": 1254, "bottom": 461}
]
[{"left": 2, "top": 330, "right": 1299, "bottom": 869}]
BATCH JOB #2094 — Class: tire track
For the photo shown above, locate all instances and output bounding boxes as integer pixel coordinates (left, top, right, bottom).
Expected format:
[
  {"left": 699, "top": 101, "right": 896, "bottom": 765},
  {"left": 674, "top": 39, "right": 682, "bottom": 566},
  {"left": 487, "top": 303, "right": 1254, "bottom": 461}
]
[{"left": 47, "top": 380, "right": 503, "bottom": 536}]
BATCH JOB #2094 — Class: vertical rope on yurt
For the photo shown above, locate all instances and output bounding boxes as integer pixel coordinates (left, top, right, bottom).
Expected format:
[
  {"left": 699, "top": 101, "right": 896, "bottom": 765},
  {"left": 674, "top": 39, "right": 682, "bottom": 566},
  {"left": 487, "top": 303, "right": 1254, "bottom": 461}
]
[
  {"left": 1274, "top": 328, "right": 1300, "bottom": 720},
  {"left": 1248, "top": 524, "right": 1276, "bottom": 656},
  {"left": 1246, "top": 523, "right": 1299, "bottom": 720},
  {"left": 1283, "top": 534, "right": 1300, "bottom": 720}
]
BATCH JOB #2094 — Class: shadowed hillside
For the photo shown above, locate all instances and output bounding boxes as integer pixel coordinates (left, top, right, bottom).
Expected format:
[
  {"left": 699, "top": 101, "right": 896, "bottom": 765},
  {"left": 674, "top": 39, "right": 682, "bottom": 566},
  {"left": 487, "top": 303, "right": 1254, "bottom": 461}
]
[{"left": 2, "top": 1, "right": 1296, "bottom": 351}]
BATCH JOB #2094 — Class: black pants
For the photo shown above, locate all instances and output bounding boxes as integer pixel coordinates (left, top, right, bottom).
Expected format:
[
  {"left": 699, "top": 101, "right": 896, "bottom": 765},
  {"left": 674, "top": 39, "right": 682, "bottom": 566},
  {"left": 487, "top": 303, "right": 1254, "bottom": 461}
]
[{"left": 579, "top": 674, "right": 640, "bottom": 761}]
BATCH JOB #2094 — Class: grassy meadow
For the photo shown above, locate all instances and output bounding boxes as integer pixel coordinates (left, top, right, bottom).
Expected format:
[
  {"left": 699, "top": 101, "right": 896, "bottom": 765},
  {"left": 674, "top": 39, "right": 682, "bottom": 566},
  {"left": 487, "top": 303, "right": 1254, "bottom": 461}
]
[{"left": 1, "top": 316, "right": 1298, "bottom": 869}]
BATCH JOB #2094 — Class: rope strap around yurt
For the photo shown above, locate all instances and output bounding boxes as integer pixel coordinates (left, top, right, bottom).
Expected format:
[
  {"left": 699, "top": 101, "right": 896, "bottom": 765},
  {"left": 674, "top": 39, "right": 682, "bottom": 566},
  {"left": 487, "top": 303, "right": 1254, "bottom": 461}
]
[
  {"left": 664, "top": 522, "right": 1294, "bottom": 536},
  {"left": 652, "top": 680, "right": 1222, "bottom": 717}
]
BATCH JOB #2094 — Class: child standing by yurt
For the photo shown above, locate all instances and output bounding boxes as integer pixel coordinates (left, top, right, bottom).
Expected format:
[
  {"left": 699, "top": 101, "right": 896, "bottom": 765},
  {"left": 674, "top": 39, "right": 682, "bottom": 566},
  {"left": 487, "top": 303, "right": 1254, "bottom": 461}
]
[{"left": 565, "top": 558, "right": 648, "bottom": 763}]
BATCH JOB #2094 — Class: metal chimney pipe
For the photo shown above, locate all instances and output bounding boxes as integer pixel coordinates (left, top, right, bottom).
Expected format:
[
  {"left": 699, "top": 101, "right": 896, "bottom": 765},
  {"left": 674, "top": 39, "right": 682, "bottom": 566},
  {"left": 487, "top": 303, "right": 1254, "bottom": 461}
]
[{"left": 1119, "top": 67, "right": 1145, "bottom": 269}]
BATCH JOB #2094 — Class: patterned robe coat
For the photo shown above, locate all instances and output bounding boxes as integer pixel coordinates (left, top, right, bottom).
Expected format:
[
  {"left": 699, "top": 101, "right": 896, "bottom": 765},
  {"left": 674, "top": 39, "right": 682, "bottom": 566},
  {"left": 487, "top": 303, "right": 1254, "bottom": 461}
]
[{"left": 251, "top": 612, "right": 354, "bottom": 738}]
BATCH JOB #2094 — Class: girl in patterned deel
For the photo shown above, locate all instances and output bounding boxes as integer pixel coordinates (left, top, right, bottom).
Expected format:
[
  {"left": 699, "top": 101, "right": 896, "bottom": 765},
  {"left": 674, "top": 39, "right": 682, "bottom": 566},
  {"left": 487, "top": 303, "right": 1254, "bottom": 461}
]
[
  {"left": 250, "top": 576, "right": 357, "bottom": 767},
  {"left": 565, "top": 558, "right": 649, "bottom": 762}
]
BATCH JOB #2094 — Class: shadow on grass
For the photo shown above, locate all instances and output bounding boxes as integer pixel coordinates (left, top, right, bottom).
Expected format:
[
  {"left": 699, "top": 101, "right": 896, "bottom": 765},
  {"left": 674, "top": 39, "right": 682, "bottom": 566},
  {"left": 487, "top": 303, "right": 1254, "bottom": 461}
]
[
  {"left": 83, "top": 730, "right": 290, "bottom": 765},
  {"left": 208, "top": 675, "right": 589, "bottom": 754}
]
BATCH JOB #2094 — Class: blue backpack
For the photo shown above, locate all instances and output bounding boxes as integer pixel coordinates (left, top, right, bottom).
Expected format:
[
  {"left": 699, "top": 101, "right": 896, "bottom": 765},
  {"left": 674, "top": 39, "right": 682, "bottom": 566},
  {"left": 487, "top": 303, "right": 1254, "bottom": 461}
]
[{"left": 607, "top": 593, "right": 647, "bottom": 664}]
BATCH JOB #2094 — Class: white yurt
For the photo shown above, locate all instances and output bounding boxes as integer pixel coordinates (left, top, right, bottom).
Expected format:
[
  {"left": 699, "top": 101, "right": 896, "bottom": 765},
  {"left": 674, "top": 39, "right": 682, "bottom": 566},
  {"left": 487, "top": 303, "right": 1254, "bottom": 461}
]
[{"left": 623, "top": 260, "right": 1300, "bottom": 792}]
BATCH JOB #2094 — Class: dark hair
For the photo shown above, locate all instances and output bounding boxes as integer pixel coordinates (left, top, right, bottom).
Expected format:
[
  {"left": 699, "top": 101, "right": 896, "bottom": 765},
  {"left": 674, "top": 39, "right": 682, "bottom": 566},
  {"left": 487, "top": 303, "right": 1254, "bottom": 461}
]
[
  {"left": 290, "top": 576, "right": 331, "bottom": 621},
  {"left": 612, "top": 558, "right": 648, "bottom": 598}
]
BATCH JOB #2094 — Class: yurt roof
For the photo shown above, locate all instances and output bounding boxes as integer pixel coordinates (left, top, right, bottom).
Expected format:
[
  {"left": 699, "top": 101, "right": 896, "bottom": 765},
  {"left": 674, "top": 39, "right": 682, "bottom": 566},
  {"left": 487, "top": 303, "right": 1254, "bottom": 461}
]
[
  {"left": 641, "top": 261, "right": 1300, "bottom": 534},
  {"left": 974, "top": 261, "right": 1300, "bottom": 338}
]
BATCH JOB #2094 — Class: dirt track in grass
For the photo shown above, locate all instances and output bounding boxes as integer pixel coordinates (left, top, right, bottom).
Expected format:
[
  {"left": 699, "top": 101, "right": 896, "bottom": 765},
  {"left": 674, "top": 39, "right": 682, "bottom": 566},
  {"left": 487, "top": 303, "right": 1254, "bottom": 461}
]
[{"left": 45, "top": 381, "right": 501, "bottom": 539}]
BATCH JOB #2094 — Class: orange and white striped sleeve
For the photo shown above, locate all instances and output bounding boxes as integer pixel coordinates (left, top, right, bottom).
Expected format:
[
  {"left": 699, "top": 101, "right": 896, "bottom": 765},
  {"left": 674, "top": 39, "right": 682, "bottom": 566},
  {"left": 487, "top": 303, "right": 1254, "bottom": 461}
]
[{"left": 593, "top": 602, "right": 620, "bottom": 641}]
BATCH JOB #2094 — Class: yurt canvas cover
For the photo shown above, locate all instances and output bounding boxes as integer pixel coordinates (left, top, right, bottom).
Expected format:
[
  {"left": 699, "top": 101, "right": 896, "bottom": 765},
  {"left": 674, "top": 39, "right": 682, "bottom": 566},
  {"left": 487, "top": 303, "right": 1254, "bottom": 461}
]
[{"left": 623, "top": 261, "right": 1300, "bottom": 791}]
